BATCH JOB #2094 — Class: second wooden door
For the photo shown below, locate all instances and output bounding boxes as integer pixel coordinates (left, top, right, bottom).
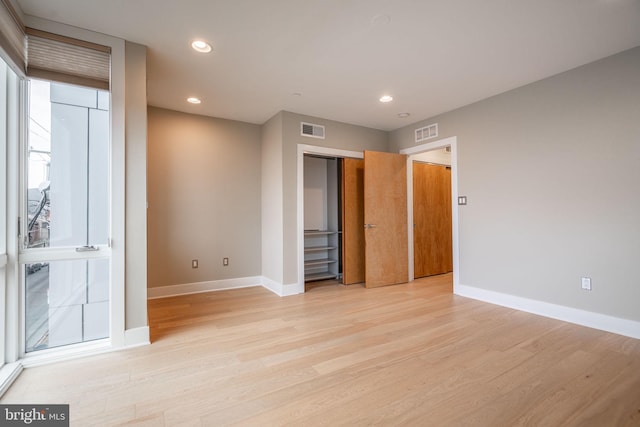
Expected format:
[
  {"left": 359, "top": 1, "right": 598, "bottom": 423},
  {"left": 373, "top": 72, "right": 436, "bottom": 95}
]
[
  {"left": 413, "top": 162, "right": 452, "bottom": 278},
  {"left": 342, "top": 158, "right": 365, "bottom": 284}
]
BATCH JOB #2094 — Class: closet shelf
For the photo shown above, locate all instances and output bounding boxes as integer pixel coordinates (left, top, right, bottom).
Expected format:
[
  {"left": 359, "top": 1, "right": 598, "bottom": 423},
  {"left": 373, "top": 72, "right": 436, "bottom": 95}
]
[
  {"left": 305, "top": 272, "right": 338, "bottom": 282},
  {"left": 304, "top": 258, "right": 338, "bottom": 267},
  {"left": 304, "top": 246, "right": 337, "bottom": 253},
  {"left": 304, "top": 230, "right": 338, "bottom": 236}
]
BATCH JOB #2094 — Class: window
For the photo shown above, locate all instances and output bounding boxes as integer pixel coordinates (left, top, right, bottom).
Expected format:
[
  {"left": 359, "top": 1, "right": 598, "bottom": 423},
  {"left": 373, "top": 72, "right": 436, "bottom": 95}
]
[
  {"left": 23, "top": 80, "right": 111, "bottom": 352},
  {"left": 1, "top": 8, "right": 128, "bottom": 366}
]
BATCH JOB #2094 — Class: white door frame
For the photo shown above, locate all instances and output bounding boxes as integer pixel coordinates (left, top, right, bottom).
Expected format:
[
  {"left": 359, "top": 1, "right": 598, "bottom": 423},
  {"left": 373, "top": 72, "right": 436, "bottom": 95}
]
[{"left": 400, "top": 136, "right": 459, "bottom": 290}]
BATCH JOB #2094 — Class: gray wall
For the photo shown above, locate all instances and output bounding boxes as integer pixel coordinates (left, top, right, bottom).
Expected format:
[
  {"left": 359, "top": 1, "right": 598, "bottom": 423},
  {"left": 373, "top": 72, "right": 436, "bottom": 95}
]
[
  {"left": 391, "top": 46, "right": 640, "bottom": 322},
  {"left": 147, "top": 107, "right": 262, "bottom": 288}
]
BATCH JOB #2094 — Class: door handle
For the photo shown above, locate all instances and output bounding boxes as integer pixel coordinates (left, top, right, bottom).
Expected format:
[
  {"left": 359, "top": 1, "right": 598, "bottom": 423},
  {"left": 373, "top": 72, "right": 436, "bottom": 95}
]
[
  {"left": 75, "top": 245, "right": 99, "bottom": 252},
  {"left": 364, "top": 224, "right": 377, "bottom": 229}
]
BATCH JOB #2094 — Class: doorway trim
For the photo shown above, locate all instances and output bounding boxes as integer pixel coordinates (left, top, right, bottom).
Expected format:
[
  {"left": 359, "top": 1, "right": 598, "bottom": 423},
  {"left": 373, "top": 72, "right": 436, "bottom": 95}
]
[
  {"left": 400, "top": 136, "right": 459, "bottom": 291},
  {"left": 296, "top": 144, "right": 363, "bottom": 291}
]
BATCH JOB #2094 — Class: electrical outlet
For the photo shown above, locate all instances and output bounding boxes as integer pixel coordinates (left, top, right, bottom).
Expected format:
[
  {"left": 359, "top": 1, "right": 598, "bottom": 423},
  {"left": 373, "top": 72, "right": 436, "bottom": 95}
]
[
  {"left": 192, "top": 259, "right": 198, "bottom": 268},
  {"left": 581, "top": 277, "right": 591, "bottom": 291},
  {"left": 223, "top": 257, "right": 229, "bottom": 266}
]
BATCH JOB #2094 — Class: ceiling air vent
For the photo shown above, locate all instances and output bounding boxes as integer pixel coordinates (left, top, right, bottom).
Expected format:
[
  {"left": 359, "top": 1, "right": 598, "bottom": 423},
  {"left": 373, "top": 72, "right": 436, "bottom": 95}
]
[
  {"left": 415, "top": 123, "right": 438, "bottom": 143},
  {"left": 301, "top": 122, "right": 325, "bottom": 139}
]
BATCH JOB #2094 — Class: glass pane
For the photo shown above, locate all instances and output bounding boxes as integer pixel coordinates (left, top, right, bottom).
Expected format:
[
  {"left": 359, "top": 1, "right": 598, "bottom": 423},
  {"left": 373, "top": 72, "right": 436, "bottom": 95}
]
[
  {"left": 27, "top": 80, "right": 109, "bottom": 249},
  {"left": 25, "top": 259, "right": 109, "bottom": 352},
  {"left": 1, "top": 54, "right": 16, "bottom": 367},
  {"left": 1, "top": 58, "right": 8, "bottom": 255}
]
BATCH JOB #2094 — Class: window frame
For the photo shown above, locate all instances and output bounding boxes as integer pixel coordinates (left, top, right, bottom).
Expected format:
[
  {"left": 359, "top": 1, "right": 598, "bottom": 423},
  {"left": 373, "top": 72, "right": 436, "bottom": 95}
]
[
  {"left": 0, "top": 49, "right": 25, "bottom": 393},
  {"left": 20, "top": 79, "right": 112, "bottom": 354}
]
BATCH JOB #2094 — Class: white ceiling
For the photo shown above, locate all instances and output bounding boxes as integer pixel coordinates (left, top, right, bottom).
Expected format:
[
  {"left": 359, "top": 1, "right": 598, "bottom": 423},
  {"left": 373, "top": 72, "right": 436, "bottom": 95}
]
[{"left": 15, "top": 0, "right": 640, "bottom": 131}]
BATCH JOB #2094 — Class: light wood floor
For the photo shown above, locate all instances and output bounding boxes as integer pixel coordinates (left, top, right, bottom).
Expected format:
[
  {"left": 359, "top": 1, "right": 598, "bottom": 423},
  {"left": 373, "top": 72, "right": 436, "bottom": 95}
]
[{"left": 3, "top": 273, "right": 640, "bottom": 426}]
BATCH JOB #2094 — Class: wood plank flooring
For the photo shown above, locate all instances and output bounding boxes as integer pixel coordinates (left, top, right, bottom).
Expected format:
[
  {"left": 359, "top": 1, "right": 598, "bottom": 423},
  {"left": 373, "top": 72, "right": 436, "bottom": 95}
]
[{"left": 3, "top": 273, "right": 640, "bottom": 426}]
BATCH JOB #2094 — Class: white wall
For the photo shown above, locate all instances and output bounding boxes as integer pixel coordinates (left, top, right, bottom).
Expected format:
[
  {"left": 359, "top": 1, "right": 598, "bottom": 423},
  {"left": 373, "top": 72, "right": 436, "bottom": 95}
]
[
  {"left": 391, "top": 46, "right": 640, "bottom": 323},
  {"left": 303, "top": 156, "right": 328, "bottom": 230}
]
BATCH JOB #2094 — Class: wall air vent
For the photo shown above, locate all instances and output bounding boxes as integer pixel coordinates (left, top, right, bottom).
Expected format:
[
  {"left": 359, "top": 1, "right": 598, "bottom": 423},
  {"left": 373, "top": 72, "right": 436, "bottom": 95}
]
[
  {"left": 415, "top": 123, "right": 438, "bottom": 143},
  {"left": 301, "top": 122, "right": 325, "bottom": 139}
]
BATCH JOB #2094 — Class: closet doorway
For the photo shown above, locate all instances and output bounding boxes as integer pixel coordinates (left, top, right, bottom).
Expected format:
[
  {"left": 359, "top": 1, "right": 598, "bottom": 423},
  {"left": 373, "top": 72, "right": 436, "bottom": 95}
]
[
  {"left": 297, "top": 145, "right": 364, "bottom": 289},
  {"left": 298, "top": 146, "right": 413, "bottom": 290},
  {"left": 302, "top": 155, "right": 342, "bottom": 283}
]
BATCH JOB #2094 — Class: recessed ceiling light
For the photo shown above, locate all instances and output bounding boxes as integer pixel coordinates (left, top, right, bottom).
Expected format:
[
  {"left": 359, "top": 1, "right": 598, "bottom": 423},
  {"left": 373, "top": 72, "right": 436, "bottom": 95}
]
[
  {"left": 187, "top": 97, "right": 201, "bottom": 104},
  {"left": 379, "top": 95, "right": 393, "bottom": 103},
  {"left": 397, "top": 112, "right": 411, "bottom": 118},
  {"left": 191, "top": 40, "right": 212, "bottom": 53}
]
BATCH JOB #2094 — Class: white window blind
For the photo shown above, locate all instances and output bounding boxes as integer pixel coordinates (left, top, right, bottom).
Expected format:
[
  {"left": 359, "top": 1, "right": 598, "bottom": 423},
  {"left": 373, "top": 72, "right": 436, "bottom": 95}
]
[
  {"left": 0, "top": 0, "right": 26, "bottom": 74},
  {"left": 26, "top": 28, "right": 111, "bottom": 90}
]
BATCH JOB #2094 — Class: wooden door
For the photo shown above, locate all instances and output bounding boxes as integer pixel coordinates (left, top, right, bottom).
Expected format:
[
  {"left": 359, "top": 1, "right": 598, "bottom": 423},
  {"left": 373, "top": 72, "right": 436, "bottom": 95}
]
[
  {"left": 413, "top": 162, "right": 452, "bottom": 278},
  {"left": 364, "top": 151, "right": 408, "bottom": 288},
  {"left": 342, "top": 158, "right": 365, "bottom": 284}
]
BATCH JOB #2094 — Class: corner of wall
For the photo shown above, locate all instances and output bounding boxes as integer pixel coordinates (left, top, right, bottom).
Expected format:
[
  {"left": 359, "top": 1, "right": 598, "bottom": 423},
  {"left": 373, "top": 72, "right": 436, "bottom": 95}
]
[
  {"left": 124, "top": 40, "right": 148, "bottom": 331},
  {"left": 260, "top": 111, "right": 285, "bottom": 284},
  {"left": 124, "top": 326, "right": 150, "bottom": 348},
  {"left": 260, "top": 276, "right": 304, "bottom": 297}
]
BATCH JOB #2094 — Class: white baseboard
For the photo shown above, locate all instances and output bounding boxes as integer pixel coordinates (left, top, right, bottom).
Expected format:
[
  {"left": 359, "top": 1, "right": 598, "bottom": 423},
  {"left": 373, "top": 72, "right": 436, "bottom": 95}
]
[
  {"left": 260, "top": 276, "right": 283, "bottom": 296},
  {"left": 0, "top": 362, "right": 23, "bottom": 397},
  {"left": 147, "top": 276, "right": 262, "bottom": 299},
  {"left": 281, "top": 281, "right": 305, "bottom": 296},
  {"left": 261, "top": 277, "right": 304, "bottom": 297},
  {"left": 148, "top": 276, "right": 304, "bottom": 299},
  {"left": 124, "top": 326, "right": 150, "bottom": 348},
  {"left": 455, "top": 284, "right": 640, "bottom": 340}
]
